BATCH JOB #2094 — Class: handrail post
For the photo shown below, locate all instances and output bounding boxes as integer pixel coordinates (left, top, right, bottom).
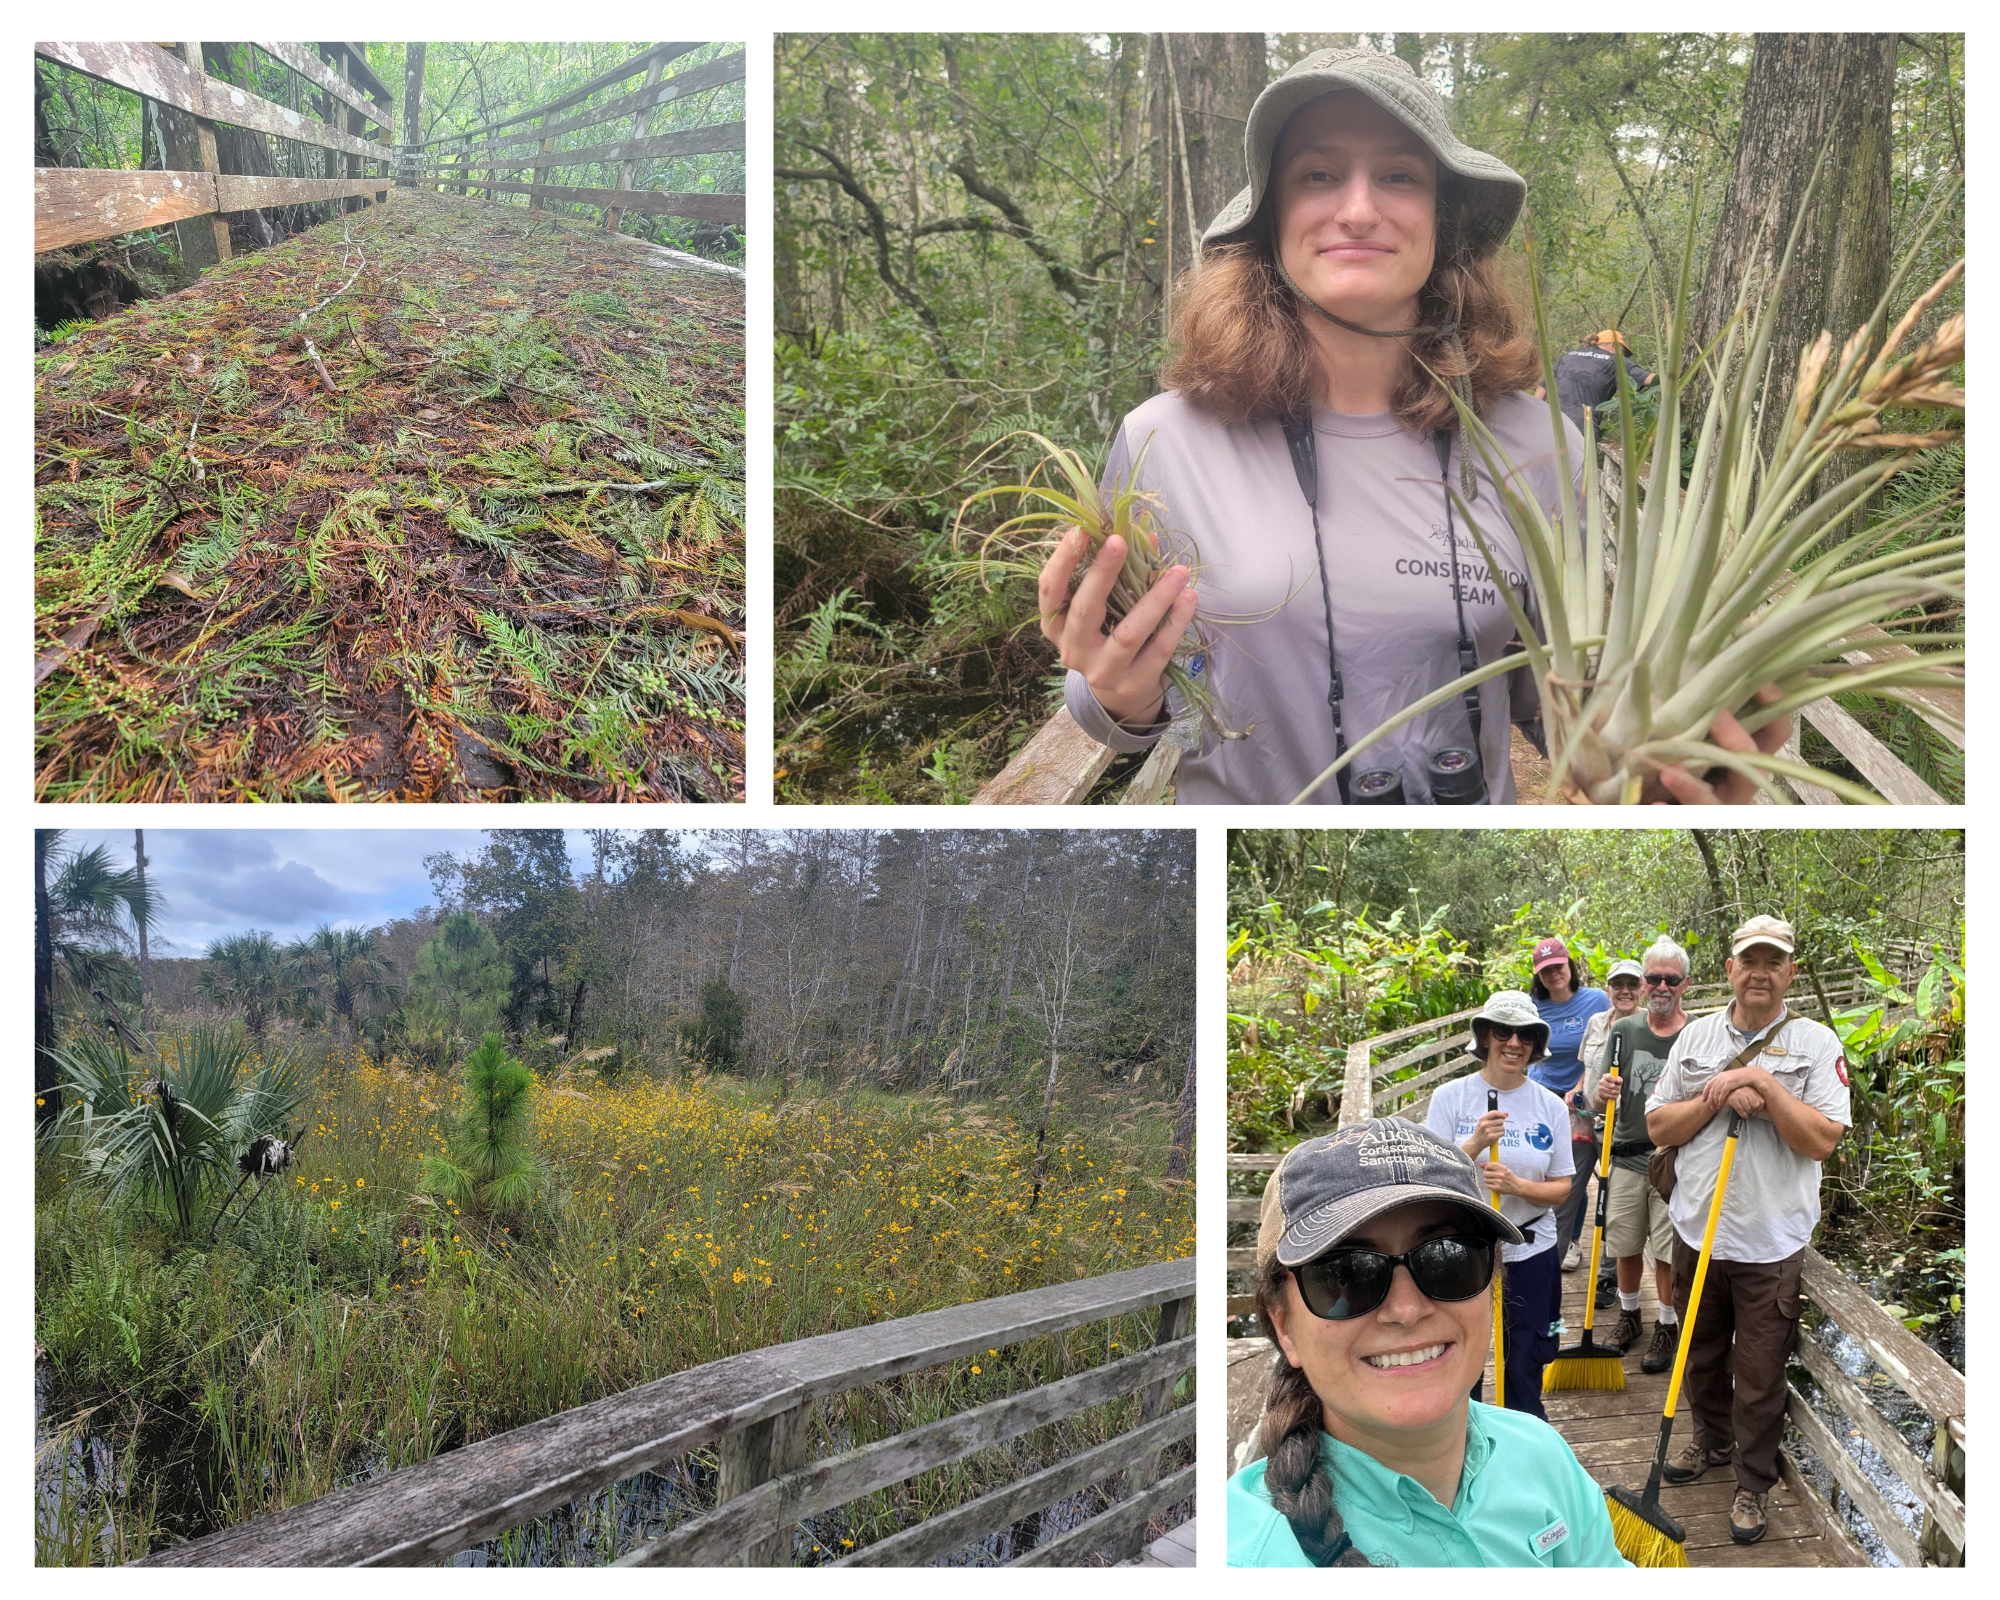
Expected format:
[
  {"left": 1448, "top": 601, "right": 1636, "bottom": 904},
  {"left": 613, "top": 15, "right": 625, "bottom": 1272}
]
[
  {"left": 603, "top": 55, "right": 667, "bottom": 233},
  {"left": 169, "top": 42, "right": 231, "bottom": 279},
  {"left": 1921, "top": 1416, "right": 1965, "bottom": 1566},
  {"left": 715, "top": 1402, "right": 811, "bottom": 1566},
  {"left": 528, "top": 113, "right": 554, "bottom": 211},
  {"left": 1116, "top": 1294, "right": 1192, "bottom": 1514}
]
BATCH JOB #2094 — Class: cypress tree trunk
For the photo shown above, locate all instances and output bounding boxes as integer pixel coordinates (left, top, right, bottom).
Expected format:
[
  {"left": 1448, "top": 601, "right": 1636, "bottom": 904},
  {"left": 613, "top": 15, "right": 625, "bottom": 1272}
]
[
  {"left": 1150, "top": 35, "right": 1270, "bottom": 295},
  {"left": 134, "top": 829, "right": 152, "bottom": 1032},
  {"left": 36, "top": 832, "right": 58, "bottom": 1128},
  {"left": 1692, "top": 35, "right": 1897, "bottom": 474},
  {"left": 400, "top": 43, "right": 427, "bottom": 186}
]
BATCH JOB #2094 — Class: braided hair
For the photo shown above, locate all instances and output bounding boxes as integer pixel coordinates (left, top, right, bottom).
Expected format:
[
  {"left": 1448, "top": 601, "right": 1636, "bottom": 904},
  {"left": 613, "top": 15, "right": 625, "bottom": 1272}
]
[{"left": 1255, "top": 1255, "right": 1374, "bottom": 1566}]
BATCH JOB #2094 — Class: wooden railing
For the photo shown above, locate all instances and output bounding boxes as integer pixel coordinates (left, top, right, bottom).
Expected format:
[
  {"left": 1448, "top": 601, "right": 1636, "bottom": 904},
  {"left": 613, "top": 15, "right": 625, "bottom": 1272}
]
[
  {"left": 1225, "top": 986, "right": 1963, "bottom": 1566},
  {"left": 972, "top": 442, "right": 1959, "bottom": 805},
  {"left": 401, "top": 43, "right": 745, "bottom": 240},
  {"left": 136, "top": 1257, "right": 1194, "bottom": 1567},
  {"left": 34, "top": 42, "right": 394, "bottom": 262}
]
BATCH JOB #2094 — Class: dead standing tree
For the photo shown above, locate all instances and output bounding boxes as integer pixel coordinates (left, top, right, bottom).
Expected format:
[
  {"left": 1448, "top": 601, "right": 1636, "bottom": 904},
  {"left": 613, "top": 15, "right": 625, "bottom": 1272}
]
[{"left": 1025, "top": 876, "right": 1104, "bottom": 1212}]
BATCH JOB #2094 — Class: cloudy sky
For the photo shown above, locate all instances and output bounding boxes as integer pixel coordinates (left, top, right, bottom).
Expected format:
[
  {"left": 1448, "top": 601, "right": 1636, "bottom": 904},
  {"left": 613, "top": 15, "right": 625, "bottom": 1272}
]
[{"left": 57, "top": 830, "right": 606, "bottom": 955}]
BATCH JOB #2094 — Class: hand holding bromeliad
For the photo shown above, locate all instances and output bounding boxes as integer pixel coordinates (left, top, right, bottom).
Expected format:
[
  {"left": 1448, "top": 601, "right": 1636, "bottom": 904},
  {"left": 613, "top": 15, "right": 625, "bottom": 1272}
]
[{"left": 1038, "top": 527, "right": 1196, "bottom": 731}]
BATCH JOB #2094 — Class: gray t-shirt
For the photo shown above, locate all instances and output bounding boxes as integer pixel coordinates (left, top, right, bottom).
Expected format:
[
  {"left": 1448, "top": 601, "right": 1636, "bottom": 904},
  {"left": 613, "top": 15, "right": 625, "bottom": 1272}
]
[{"left": 1064, "top": 390, "right": 1585, "bottom": 805}]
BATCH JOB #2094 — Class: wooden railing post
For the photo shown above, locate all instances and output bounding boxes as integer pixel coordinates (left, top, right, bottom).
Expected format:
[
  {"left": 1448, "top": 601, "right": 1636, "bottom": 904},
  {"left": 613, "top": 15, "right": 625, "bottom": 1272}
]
[
  {"left": 528, "top": 113, "right": 555, "bottom": 211},
  {"left": 170, "top": 42, "right": 231, "bottom": 279},
  {"left": 715, "top": 1402, "right": 811, "bottom": 1566},
  {"left": 1115, "top": 1293, "right": 1192, "bottom": 1531},
  {"left": 602, "top": 56, "right": 666, "bottom": 233},
  {"left": 1920, "top": 1416, "right": 1965, "bottom": 1566},
  {"left": 338, "top": 47, "right": 362, "bottom": 214}
]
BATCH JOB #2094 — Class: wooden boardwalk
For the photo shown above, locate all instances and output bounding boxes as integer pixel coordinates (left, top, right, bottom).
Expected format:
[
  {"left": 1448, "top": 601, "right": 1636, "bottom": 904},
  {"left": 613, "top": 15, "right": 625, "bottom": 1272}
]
[{"left": 1227, "top": 1166, "right": 1868, "bottom": 1566}]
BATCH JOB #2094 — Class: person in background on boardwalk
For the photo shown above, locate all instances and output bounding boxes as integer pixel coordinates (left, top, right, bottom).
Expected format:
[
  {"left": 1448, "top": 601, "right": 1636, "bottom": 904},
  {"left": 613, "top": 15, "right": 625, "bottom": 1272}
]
[
  {"left": 1537, "top": 329, "right": 1656, "bottom": 434},
  {"left": 1646, "top": 916, "right": 1850, "bottom": 1546},
  {"left": 1426, "top": 991, "right": 1572, "bottom": 1418},
  {"left": 1580, "top": 940, "right": 1693, "bottom": 1374},
  {"left": 1229, "top": 1118, "right": 1628, "bottom": 1565},
  {"left": 1575, "top": 958, "right": 1643, "bottom": 1307},
  {"left": 1525, "top": 938, "right": 1610, "bottom": 1271}
]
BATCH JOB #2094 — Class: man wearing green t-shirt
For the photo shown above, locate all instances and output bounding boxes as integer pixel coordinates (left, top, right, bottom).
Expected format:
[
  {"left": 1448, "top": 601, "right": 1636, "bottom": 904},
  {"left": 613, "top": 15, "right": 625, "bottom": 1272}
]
[{"left": 1581, "top": 937, "right": 1690, "bottom": 1373}]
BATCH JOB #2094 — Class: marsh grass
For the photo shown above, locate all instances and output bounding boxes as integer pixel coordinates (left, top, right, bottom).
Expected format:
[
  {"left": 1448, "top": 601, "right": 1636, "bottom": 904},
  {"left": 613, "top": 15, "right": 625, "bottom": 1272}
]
[{"left": 35, "top": 1030, "right": 1194, "bottom": 1564}]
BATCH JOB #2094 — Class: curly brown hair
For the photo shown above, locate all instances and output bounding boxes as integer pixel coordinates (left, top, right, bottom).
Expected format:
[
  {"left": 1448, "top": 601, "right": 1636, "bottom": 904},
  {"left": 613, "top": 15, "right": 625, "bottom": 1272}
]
[{"left": 1160, "top": 181, "right": 1538, "bottom": 432}]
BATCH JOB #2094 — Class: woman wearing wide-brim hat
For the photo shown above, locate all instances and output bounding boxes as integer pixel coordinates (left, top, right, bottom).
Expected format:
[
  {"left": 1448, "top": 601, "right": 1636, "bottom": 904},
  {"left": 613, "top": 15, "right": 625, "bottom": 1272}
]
[
  {"left": 1422, "top": 990, "right": 1575, "bottom": 1418},
  {"left": 1228, "top": 1116, "right": 1627, "bottom": 1565},
  {"left": 1038, "top": 47, "right": 1787, "bottom": 805}
]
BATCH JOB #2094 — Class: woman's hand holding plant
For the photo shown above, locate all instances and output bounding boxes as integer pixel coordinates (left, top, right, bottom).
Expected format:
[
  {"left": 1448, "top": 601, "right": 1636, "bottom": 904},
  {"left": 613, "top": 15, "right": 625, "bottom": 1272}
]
[{"left": 1039, "top": 527, "right": 1197, "bottom": 730}]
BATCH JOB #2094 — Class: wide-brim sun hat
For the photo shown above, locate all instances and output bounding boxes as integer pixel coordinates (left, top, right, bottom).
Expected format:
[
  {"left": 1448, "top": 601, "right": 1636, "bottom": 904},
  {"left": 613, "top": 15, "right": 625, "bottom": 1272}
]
[
  {"left": 1203, "top": 47, "right": 1526, "bottom": 258},
  {"left": 1465, "top": 988, "right": 1550, "bottom": 1063},
  {"left": 1257, "top": 1118, "right": 1526, "bottom": 1271}
]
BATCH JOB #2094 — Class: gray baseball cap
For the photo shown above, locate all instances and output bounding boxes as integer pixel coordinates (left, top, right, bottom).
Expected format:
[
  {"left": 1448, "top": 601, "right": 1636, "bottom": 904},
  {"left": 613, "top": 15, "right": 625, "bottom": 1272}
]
[
  {"left": 1204, "top": 47, "right": 1526, "bottom": 259},
  {"left": 1257, "top": 1118, "right": 1524, "bottom": 1271}
]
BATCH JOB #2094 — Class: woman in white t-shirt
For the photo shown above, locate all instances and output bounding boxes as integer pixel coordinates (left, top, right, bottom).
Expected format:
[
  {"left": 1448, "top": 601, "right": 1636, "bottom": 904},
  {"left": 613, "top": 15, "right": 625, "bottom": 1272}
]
[
  {"left": 1035, "top": 48, "right": 1789, "bottom": 806},
  {"left": 1425, "top": 990, "right": 1573, "bottom": 1417}
]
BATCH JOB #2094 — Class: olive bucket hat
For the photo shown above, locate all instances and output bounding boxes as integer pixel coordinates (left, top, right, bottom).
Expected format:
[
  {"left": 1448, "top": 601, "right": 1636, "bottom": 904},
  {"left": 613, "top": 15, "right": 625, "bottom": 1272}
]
[{"left": 1203, "top": 48, "right": 1526, "bottom": 258}]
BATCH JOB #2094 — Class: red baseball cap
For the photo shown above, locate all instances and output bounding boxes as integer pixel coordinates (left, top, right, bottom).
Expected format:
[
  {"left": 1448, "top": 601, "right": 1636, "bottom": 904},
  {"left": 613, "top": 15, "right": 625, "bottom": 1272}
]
[{"left": 1531, "top": 937, "right": 1571, "bottom": 973}]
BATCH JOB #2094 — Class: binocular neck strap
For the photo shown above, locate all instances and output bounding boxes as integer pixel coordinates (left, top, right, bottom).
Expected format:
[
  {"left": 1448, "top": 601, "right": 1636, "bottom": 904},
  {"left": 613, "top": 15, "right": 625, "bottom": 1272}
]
[
  {"left": 1283, "top": 415, "right": 1485, "bottom": 798},
  {"left": 1432, "top": 429, "right": 1484, "bottom": 752},
  {"left": 1283, "top": 414, "right": 1351, "bottom": 804}
]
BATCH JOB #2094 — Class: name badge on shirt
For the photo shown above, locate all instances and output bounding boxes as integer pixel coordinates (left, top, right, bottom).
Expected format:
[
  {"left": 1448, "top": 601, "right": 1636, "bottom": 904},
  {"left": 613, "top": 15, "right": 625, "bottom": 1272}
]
[{"left": 1532, "top": 1517, "right": 1570, "bottom": 1558}]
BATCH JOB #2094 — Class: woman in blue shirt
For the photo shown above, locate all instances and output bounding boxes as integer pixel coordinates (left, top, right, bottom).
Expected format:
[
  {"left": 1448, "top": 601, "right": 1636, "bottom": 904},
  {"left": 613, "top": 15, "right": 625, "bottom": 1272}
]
[
  {"left": 1230, "top": 1116, "right": 1629, "bottom": 1566},
  {"left": 1526, "top": 936, "right": 1611, "bottom": 1266}
]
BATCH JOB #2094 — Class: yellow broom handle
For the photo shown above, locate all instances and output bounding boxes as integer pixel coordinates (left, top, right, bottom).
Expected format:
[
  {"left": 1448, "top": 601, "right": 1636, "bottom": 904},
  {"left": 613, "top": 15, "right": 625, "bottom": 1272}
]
[
  {"left": 1490, "top": 1131, "right": 1505, "bottom": 1409},
  {"left": 1582, "top": 1043, "right": 1619, "bottom": 1331},
  {"left": 1661, "top": 1114, "right": 1743, "bottom": 1420}
]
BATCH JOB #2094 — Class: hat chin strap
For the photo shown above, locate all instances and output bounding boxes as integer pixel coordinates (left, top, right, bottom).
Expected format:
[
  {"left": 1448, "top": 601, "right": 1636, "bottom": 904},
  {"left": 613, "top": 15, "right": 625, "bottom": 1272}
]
[{"left": 1274, "top": 255, "right": 1479, "bottom": 499}]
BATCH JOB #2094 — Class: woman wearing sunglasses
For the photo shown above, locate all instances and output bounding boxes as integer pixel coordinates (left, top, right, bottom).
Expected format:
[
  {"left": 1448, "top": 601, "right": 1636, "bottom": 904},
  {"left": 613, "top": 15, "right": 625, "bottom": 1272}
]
[
  {"left": 1228, "top": 1117, "right": 1627, "bottom": 1565},
  {"left": 1423, "top": 991, "right": 1574, "bottom": 1416}
]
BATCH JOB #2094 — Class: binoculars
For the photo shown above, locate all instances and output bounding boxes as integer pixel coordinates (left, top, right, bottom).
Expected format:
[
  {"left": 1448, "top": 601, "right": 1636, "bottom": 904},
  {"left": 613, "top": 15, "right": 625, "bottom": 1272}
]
[{"left": 1350, "top": 746, "right": 1487, "bottom": 806}]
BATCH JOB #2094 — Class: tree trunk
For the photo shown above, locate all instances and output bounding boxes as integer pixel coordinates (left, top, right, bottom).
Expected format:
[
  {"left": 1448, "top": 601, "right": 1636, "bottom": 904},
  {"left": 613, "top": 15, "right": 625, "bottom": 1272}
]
[
  {"left": 1165, "top": 1032, "right": 1197, "bottom": 1181},
  {"left": 400, "top": 43, "right": 427, "bottom": 186},
  {"left": 134, "top": 829, "right": 152, "bottom": 1033},
  {"left": 1029, "top": 1046, "right": 1061, "bottom": 1211},
  {"left": 1692, "top": 35, "right": 1897, "bottom": 473},
  {"left": 1688, "top": 827, "right": 1731, "bottom": 977},
  {"left": 36, "top": 832, "right": 58, "bottom": 1128},
  {"left": 1150, "top": 35, "right": 1270, "bottom": 296}
]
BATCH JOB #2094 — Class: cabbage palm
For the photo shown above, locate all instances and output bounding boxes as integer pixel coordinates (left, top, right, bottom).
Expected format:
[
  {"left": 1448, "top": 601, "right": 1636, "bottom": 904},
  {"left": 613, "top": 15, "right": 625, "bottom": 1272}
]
[
  {"left": 288, "top": 923, "right": 398, "bottom": 1042},
  {"left": 198, "top": 931, "right": 286, "bottom": 1040},
  {"left": 44, "top": 1024, "right": 306, "bottom": 1236}
]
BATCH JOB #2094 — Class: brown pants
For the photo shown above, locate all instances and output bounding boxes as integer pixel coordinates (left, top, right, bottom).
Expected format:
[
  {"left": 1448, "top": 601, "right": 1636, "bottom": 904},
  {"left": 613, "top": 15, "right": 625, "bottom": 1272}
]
[{"left": 1670, "top": 1238, "right": 1806, "bottom": 1494}]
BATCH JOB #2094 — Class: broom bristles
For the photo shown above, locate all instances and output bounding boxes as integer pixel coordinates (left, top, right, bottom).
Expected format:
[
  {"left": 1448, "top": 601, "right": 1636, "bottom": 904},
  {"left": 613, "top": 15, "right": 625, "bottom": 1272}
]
[
  {"left": 1605, "top": 1488, "right": 1688, "bottom": 1567},
  {"left": 1543, "top": 1353, "right": 1626, "bottom": 1391}
]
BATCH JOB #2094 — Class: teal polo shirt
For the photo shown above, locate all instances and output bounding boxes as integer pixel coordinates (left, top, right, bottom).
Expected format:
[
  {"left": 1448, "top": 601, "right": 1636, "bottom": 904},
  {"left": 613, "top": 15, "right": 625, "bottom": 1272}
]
[{"left": 1227, "top": 1400, "right": 1631, "bottom": 1567}]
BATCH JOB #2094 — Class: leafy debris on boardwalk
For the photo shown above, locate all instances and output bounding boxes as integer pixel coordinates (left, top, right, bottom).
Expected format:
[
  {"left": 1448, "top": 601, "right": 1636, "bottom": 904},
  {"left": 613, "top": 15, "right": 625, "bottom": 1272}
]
[{"left": 36, "top": 190, "right": 745, "bottom": 801}]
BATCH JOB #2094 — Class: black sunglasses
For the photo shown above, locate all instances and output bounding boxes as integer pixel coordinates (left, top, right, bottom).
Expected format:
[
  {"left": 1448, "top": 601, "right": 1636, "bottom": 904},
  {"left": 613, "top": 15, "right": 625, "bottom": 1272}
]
[
  {"left": 1293, "top": 1234, "right": 1497, "bottom": 1320},
  {"left": 1644, "top": 973, "right": 1687, "bottom": 987},
  {"left": 1482, "top": 1022, "right": 1536, "bottom": 1042}
]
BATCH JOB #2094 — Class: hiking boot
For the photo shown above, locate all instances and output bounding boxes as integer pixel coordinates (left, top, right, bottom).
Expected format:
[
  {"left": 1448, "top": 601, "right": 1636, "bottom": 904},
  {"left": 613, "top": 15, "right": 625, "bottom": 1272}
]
[
  {"left": 1730, "top": 1489, "right": 1768, "bottom": 1544},
  {"left": 1642, "top": 1320, "right": 1680, "bottom": 1374},
  {"left": 1610, "top": 1307, "right": 1643, "bottom": 1353},
  {"left": 1594, "top": 1275, "right": 1620, "bottom": 1311},
  {"left": 1663, "top": 1440, "right": 1732, "bottom": 1483},
  {"left": 1563, "top": 1240, "right": 1584, "bottom": 1272}
]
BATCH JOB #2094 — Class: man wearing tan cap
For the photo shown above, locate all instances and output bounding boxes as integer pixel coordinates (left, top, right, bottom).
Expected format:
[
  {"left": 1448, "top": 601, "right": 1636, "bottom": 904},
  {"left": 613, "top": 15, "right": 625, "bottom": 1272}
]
[{"left": 1644, "top": 915, "right": 1850, "bottom": 1546}]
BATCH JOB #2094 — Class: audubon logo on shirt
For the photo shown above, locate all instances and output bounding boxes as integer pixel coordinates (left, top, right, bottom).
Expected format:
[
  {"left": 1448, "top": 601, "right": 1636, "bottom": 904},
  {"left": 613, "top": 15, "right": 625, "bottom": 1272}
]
[{"left": 1398, "top": 533, "right": 1528, "bottom": 609}]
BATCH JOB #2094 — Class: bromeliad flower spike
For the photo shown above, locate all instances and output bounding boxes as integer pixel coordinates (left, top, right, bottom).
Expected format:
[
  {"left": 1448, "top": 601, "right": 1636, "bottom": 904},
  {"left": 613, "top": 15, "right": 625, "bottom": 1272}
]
[{"left": 1297, "top": 163, "right": 1963, "bottom": 805}]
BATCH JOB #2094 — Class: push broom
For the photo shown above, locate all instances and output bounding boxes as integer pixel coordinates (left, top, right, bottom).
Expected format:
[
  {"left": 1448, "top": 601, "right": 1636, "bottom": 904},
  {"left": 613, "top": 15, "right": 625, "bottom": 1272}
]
[
  {"left": 1545, "top": 1030, "right": 1627, "bottom": 1392},
  {"left": 1605, "top": 1108, "right": 1748, "bottom": 1567},
  {"left": 1487, "top": 1088, "right": 1505, "bottom": 1410}
]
